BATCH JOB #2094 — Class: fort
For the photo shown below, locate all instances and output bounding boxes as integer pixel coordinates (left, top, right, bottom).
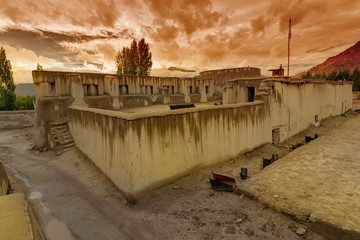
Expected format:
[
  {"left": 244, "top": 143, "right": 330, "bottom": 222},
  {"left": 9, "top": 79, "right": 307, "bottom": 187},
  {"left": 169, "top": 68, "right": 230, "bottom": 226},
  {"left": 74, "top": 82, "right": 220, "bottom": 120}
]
[{"left": 32, "top": 69, "right": 352, "bottom": 200}]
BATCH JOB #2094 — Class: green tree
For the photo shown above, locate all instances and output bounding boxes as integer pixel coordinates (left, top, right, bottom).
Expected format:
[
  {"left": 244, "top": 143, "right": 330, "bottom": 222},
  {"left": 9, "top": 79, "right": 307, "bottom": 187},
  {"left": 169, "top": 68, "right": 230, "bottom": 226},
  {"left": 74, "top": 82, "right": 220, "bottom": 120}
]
[
  {"left": 326, "top": 71, "right": 338, "bottom": 81},
  {"left": 137, "top": 38, "right": 152, "bottom": 76},
  {"left": 337, "top": 70, "right": 350, "bottom": 81},
  {"left": 313, "top": 73, "right": 321, "bottom": 79},
  {"left": 115, "top": 47, "right": 131, "bottom": 75},
  {"left": 115, "top": 38, "right": 152, "bottom": 76},
  {"left": 128, "top": 39, "right": 138, "bottom": 75},
  {"left": 37, "top": 63, "right": 43, "bottom": 70},
  {"left": 302, "top": 72, "right": 312, "bottom": 79},
  {"left": 0, "top": 47, "right": 16, "bottom": 110},
  {"left": 351, "top": 68, "right": 360, "bottom": 90}
]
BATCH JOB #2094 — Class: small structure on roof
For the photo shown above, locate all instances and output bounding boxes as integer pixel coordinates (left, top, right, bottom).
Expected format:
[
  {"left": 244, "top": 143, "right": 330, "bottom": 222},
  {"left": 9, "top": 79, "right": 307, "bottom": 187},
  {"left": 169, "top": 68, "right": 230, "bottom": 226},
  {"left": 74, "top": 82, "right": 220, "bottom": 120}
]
[{"left": 268, "top": 64, "right": 285, "bottom": 76}]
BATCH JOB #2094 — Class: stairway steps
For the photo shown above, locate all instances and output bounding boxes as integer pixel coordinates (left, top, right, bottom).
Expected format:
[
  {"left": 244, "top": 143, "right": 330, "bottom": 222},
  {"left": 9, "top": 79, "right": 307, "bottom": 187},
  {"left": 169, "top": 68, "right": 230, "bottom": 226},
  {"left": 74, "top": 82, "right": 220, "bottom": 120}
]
[{"left": 49, "top": 119, "right": 75, "bottom": 155}]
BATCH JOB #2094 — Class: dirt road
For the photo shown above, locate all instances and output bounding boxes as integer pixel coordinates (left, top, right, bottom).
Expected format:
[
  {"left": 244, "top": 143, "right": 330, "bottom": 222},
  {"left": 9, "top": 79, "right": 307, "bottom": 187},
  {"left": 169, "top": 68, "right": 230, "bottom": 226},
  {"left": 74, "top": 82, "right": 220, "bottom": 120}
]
[{"left": 0, "top": 117, "right": 328, "bottom": 239}]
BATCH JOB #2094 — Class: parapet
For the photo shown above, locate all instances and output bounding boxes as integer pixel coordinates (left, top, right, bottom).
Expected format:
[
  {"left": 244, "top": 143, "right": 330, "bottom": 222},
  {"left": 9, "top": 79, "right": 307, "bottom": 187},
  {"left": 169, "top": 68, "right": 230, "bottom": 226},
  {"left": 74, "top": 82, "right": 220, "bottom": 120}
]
[{"left": 199, "top": 67, "right": 261, "bottom": 81}]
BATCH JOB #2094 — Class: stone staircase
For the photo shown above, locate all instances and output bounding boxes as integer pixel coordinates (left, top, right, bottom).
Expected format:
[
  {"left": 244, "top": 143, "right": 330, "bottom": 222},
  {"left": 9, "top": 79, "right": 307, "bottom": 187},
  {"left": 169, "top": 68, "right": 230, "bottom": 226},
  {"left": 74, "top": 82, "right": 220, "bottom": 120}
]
[{"left": 49, "top": 119, "right": 75, "bottom": 155}]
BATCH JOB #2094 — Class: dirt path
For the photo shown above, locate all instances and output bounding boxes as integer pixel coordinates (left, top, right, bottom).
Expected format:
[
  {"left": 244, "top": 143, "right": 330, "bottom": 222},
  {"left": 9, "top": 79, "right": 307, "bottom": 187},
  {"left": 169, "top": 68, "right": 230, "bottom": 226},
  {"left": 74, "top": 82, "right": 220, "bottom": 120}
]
[
  {"left": 0, "top": 123, "right": 330, "bottom": 239},
  {"left": 237, "top": 112, "right": 360, "bottom": 239}
]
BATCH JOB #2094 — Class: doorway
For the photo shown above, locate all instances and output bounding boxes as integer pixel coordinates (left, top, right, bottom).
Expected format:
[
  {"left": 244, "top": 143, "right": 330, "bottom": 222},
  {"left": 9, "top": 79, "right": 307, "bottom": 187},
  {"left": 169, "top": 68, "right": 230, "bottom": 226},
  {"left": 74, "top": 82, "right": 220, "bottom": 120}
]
[{"left": 247, "top": 87, "right": 255, "bottom": 102}]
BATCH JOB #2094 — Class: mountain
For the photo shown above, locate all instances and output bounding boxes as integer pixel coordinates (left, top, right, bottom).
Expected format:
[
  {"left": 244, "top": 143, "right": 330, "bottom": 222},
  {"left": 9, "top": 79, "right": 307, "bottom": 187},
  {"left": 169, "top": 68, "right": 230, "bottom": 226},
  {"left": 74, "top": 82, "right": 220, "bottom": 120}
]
[
  {"left": 307, "top": 41, "right": 360, "bottom": 75},
  {"left": 15, "top": 83, "right": 35, "bottom": 96},
  {"left": 168, "top": 66, "right": 196, "bottom": 72}
]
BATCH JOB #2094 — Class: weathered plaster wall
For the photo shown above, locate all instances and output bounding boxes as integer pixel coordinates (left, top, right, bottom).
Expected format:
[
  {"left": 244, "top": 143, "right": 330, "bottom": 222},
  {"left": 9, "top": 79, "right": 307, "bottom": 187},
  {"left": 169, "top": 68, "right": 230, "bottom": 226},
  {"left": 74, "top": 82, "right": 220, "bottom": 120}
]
[
  {"left": 223, "top": 78, "right": 264, "bottom": 104},
  {"left": 0, "top": 162, "right": 9, "bottom": 196},
  {"left": 68, "top": 102, "right": 271, "bottom": 200},
  {"left": 261, "top": 80, "right": 353, "bottom": 141},
  {"left": 32, "top": 71, "right": 214, "bottom": 148},
  {"left": 353, "top": 91, "right": 360, "bottom": 100},
  {"left": 200, "top": 67, "right": 261, "bottom": 81},
  {"left": 0, "top": 193, "right": 45, "bottom": 240},
  {"left": 200, "top": 67, "right": 261, "bottom": 94}
]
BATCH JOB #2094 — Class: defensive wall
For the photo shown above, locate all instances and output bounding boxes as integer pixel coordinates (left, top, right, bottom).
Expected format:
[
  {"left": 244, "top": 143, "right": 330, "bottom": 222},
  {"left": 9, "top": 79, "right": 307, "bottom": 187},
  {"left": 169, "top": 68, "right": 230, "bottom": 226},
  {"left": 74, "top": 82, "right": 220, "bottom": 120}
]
[
  {"left": 33, "top": 71, "right": 214, "bottom": 148},
  {"left": 353, "top": 91, "right": 360, "bottom": 100},
  {"left": 200, "top": 67, "right": 261, "bottom": 80},
  {"left": 223, "top": 77, "right": 268, "bottom": 104},
  {"left": 266, "top": 80, "right": 352, "bottom": 141},
  {"left": 0, "top": 162, "right": 45, "bottom": 240},
  {"left": 32, "top": 71, "right": 353, "bottom": 200},
  {"left": 68, "top": 102, "right": 270, "bottom": 200},
  {"left": 200, "top": 67, "right": 261, "bottom": 94}
]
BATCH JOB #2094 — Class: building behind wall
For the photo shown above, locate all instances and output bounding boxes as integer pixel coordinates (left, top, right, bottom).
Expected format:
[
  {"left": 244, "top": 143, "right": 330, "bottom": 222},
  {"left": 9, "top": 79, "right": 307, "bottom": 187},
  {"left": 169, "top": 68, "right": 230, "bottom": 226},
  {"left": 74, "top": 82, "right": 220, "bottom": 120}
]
[
  {"left": 32, "top": 70, "right": 353, "bottom": 201},
  {"left": 32, "top": 71, "right": 215, "bottom": 149},
  {"left": 200, "top": 67, "right": 261, "bottom": 94},
  {"left": 268, "top": 64, "right": 285, "bottom": 76}
]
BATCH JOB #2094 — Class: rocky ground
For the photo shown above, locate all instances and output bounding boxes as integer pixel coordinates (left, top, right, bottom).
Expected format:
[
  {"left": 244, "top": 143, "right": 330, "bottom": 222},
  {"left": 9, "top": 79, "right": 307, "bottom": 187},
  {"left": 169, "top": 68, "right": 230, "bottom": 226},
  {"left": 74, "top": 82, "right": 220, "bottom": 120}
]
[{"left": 1, "top": 110, "right": 353, "bottom": 239}]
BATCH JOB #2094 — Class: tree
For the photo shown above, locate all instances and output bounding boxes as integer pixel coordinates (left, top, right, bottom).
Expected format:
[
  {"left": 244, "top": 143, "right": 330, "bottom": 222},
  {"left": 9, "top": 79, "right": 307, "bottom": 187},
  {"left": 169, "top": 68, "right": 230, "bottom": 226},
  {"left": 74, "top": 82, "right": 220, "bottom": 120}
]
[
  {"left": 351, "top": 68, "right": 360, "bottom": 91},
  {"left": 115, "top": 38, "right": 152, "bottom": 76},
  {"left": 302, "top": 71, "right": 312, "bottom": 79},
  {"left": 115, "top": 47, "right": 130, "bottom": 75},
  {"left": 37, "top": 63, "right": 43, "bottom": 70},
  {"left": 0, "top": 47, "right": 16, "bottom": 110},
  {"left": 128, "top": 39, "right": 139, "bottom": 75},
  {"left": 137, "top": 38, "right": 152, "bottom": 76}
]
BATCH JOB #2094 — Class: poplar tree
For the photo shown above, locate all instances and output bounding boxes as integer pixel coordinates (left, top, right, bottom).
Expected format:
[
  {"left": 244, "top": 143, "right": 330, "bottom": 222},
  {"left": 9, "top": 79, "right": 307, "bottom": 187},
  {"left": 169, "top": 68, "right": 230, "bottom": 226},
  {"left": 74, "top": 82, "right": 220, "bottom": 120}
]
[
  {"left": 137, "top": 38, "right": 152, "bottom": 76},
  {"left": 0, "top": 47, "right": 16, "bottom": 110},
  {"left": 115, "top": 38, "right": 152, "bottom": 76}
]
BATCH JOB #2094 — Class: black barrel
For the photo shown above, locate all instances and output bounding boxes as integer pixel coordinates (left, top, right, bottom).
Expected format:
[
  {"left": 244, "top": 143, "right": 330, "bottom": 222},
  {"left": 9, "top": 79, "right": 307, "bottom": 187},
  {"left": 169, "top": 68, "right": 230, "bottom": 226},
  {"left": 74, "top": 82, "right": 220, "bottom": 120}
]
[
  {"left": 314, "top": 133, "right": 319, "bottom": 139},
  {"left": 305, "top": 136, "right": 312, "bottom": 143},
  {"left": 240, "top": 168, "right": 248, "bottom": 179},
  {"left": 272, "top": 154, "right": 278, "bottom": 161},
  {"left": 263, "top": 158, "right": 272, "bottom": 168}
]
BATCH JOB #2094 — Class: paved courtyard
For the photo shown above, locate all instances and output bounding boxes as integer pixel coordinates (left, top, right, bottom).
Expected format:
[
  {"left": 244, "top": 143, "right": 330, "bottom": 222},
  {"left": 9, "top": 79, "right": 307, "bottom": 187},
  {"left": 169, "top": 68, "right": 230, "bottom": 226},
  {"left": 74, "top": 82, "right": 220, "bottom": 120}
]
[{"left": 237, "top": 112, "right": 360, "bottom": 240}]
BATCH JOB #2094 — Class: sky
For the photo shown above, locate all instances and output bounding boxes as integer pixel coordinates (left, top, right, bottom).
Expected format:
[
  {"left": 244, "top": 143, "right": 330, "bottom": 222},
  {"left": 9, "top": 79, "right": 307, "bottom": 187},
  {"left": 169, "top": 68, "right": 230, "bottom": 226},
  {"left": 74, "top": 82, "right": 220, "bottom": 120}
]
[{"left": 0, "top": 0, "right": 360, "bottom": 83}]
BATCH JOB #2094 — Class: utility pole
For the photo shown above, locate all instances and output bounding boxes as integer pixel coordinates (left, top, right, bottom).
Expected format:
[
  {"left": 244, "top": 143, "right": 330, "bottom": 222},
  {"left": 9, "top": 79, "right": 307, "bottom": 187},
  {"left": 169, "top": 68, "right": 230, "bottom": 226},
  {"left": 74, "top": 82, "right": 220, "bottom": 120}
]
[{"left": 288, "top": 17, "right": 291, "bottom": 77}]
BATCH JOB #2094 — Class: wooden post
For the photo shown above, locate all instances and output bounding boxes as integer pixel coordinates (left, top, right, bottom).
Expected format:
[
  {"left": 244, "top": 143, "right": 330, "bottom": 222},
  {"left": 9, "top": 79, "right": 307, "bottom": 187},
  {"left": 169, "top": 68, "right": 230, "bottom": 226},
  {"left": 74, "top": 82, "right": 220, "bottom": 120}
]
[{"left": 288, "top": 17, "right": 291, "bottom": 77}]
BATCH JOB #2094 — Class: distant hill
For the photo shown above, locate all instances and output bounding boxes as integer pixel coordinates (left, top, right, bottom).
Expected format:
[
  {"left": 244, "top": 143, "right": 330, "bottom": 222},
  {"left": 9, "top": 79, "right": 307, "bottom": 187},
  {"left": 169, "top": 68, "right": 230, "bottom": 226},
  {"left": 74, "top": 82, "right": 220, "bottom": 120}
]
[
  {"left": 168, "top": 66, "right": 196, "bottom": 72},
  {"left": 15, "top": 83, "right": 35, "bottom": 96},
  {"left": 307, "top": 41, "right": 360, "bottom": 75}
]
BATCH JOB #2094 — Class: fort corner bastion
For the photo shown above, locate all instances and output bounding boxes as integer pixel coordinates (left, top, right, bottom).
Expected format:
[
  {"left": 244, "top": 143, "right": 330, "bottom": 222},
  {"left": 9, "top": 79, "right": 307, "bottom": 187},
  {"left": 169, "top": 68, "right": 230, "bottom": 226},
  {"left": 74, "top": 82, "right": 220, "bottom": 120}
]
[{"left": 32, "top": 70, "right": 352, "bottom": 200}]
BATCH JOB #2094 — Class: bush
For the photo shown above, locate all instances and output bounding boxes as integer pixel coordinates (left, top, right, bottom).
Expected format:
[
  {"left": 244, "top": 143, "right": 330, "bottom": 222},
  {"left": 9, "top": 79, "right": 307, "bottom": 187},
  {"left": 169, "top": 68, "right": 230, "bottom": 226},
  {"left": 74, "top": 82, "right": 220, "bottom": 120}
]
[
  {"left": 0, "top": 95, "right": 35, "bottom": 110},
  {"left": 302, "top": 69, "right": 360, "bottom": 90}
]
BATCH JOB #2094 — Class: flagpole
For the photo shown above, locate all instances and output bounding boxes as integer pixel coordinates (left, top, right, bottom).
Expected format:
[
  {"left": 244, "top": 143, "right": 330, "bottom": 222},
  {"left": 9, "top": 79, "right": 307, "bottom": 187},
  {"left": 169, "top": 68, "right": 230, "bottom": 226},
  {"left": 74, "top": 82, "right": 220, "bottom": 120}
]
[{"left": 288, "top": 17, "right": 291, "bottom": 78}]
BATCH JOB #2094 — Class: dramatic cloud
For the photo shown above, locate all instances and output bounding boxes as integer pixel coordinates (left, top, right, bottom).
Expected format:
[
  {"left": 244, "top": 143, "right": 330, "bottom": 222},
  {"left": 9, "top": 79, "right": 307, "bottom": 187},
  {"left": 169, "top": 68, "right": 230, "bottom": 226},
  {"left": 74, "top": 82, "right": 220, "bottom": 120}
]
[{"left": 0, "top": 0, "right": 359, "bottom": 83}]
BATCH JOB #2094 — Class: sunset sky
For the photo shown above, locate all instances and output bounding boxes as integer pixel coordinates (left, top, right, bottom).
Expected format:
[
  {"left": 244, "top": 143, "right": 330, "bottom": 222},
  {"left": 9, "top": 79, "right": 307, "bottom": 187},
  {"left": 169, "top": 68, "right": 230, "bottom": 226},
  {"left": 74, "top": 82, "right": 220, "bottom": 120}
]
[{"left": 1, "top": 0, "right": 360, "bottom": 83}]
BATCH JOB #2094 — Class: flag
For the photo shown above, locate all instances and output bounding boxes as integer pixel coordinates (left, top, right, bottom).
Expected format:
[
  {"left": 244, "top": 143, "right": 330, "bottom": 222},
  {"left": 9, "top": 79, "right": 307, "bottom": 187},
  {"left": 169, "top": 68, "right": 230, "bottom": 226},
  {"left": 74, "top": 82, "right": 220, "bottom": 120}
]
[{"left": 289, "top": 17, "right": 292, "bottom": 39}]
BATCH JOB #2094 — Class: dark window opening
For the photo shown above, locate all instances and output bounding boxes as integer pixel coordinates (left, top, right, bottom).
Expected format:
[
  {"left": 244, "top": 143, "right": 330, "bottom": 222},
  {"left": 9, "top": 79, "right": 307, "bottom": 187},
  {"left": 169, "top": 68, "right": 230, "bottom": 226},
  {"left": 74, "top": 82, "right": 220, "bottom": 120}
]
[
  {"left": 189, "top": 86, "right": 193, "bottom": 94},
  {"left": 87, "top": 84, "right": 99, "bottom": 96},
  {"left": 119, "top": 85, "right": 129, "bottom": 95},
  {"left": 205, "top": 86, "right": 209, "bottom": 94},
  {"left": 247, "top": 87, "right": 255, "bottom": 102},
  {"left": 150, "top": 86, "right": 153, "bottom": 94},
  {"left": 171, "top": 86, "right": 175, "bottom": 94},
  {"left": 50, "top": 82, "right": 55, "bottom": 92}
]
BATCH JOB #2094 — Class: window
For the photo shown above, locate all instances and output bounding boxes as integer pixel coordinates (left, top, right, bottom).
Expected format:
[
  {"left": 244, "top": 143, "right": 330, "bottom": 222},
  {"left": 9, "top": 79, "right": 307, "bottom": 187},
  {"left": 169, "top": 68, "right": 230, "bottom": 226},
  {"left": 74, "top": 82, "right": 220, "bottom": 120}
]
[
  {"left": 119, "top": 85, "right": 129, "bottom": 95},
  {"left": 50, "top": 82, "right": 55, "bottom": 92},
  {"left": 247, "top": 87, "right": 255, "bottom": 102},
  {"left": 87, "top": 84, "right": 99, "bottom": 96},
  {"left": 205, "top": 86, "right": 209, "bottom": 94}
]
